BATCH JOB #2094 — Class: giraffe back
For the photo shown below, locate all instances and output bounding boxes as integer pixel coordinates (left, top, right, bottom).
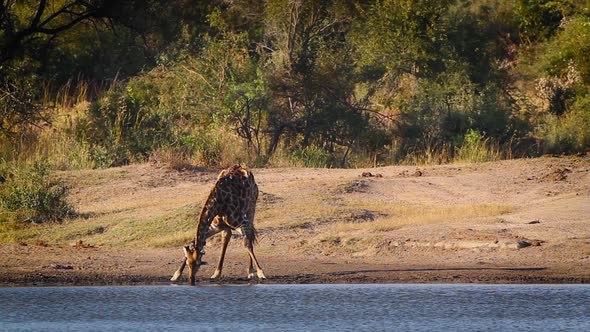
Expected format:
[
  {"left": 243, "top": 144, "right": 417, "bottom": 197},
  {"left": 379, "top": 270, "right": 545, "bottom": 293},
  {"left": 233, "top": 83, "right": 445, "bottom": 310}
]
[{"left": 211, "top": 165, "right": 258, "bottom": 223}]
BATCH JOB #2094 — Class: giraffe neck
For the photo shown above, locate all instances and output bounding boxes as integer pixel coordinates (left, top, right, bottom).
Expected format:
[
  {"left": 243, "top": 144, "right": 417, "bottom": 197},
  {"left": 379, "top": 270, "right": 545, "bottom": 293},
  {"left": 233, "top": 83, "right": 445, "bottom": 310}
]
[{"left": 194, "top": 189, "right": 218, "bottom": 255}]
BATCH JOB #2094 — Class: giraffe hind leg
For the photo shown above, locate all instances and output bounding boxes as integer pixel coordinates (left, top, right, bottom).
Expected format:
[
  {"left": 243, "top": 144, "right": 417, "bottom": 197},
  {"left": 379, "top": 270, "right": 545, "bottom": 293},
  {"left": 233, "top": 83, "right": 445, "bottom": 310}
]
[
  {"left": 247, "top": 256, "right": 256, "bottom": 279},
  {"left": 242, "top": 227, "right": 265, "bottom": 279},
  {"left": 246, "top": 243, "right": 266, "bottom": 279}
]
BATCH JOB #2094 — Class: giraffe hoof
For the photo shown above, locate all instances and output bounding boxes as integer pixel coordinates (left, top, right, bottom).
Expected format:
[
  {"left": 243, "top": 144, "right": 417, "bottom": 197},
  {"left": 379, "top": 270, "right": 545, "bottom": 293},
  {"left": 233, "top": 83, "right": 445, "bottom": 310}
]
[
  {"left": 247, "top": 273, "right": 255, "bottom": 279},
  {"left": 257, "top": 271, "right": 267, "bottom": 279},
  {"left": 210, "top": 271, "right": 221, "bottom": 280}
]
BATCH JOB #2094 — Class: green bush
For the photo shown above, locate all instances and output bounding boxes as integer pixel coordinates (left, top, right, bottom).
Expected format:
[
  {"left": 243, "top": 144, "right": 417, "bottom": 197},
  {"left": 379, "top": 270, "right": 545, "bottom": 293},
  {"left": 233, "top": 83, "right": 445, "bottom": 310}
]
[
  {"left": 77, "top": 81, "right": 176, "bottom": 167},
  {"left": 539, "top": 96, "right": 590, "bottom": 153},
  {"left": 193, "top": 131, "right": 224, "bottom": 167},
  {"left": 0, "top": 161, "right": 73, "bottom": 223},
  {"left": 456, "top": 129, "right": 501, "bottom": 163}
]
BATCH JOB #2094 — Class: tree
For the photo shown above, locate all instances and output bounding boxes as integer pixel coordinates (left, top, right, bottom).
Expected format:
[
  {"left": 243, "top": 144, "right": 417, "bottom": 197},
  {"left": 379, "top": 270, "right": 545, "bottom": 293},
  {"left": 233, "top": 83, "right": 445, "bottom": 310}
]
[
  {"left": 0, "top": 0, "right": 121, "bottom": 65},
  {"left": 262, "top": 0, "right": 368, "bottom": 159},
  {"left": 351, "top": 0, "right": 454, "bottom": 79},
  {"left": 0, "top": 0, "right": 212, "bottom": 136},
  {"left": 0, "top": 1, "right": 119, "bottom": 135}
]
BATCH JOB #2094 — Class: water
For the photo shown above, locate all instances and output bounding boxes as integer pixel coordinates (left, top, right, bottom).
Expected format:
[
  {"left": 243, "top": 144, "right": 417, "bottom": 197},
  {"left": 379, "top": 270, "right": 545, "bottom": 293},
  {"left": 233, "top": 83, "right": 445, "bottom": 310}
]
[{"left": 1, "top": 284, "right": 589, "bottom": 331}]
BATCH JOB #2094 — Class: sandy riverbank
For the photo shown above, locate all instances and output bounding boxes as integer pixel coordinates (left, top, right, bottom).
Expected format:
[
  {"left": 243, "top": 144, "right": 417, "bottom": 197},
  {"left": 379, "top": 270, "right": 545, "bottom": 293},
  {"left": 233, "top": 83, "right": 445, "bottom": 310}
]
[{"left": 1, "top": 156, "right": 589, "bottom": 286}]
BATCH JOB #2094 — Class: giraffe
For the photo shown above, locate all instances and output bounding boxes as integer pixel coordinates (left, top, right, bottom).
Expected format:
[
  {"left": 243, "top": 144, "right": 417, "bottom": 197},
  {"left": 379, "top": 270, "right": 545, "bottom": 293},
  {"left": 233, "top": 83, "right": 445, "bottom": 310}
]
[{"left": 170, "top": 164, "right": 266, "bottom": 285}]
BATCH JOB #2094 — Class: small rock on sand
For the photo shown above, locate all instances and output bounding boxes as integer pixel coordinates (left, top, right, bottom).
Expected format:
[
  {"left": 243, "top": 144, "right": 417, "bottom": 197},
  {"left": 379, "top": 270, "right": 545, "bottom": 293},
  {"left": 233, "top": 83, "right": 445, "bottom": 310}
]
[
  {"left": 517, "top": 241, "right": 532, "bottom": 249},
  {"left": 361, "top": 172, "right": 383, "bottom": 178},
  {"left": 50, "top": 264, "right": 74, "bottom": 270}
]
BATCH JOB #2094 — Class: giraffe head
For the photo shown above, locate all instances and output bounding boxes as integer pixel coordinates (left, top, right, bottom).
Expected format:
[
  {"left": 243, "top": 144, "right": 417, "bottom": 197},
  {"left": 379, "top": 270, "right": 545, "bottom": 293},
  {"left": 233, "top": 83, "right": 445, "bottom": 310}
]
[{"left": 182, "top": 243, "right": 202, "bottom": 285}]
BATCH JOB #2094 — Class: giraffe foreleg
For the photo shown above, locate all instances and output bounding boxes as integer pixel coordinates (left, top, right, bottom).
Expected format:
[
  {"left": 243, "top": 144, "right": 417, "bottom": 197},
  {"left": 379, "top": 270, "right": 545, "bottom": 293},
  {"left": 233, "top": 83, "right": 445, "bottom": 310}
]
[
  {"left": 211, "top": 229, "right": 232, "bottom": 280},
  {"left": 170, "top": 219, "right": 224, "bottom": 282},
  {"left": 170, "top": 257, "right": 187, "bottom": 281}
]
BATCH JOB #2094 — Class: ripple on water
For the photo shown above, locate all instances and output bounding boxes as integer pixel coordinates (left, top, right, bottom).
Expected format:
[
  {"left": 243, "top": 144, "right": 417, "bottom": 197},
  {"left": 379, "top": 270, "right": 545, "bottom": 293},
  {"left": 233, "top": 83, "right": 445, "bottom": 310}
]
[{"left": 1, "top": 284, "right": 590, "bottom": 331}]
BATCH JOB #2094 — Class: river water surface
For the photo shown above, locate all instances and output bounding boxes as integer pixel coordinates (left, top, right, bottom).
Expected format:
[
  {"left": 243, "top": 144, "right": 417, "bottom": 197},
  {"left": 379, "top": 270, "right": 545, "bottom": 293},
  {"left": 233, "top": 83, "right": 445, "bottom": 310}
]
[{"left": 1, "top": 284, "right": 589, "bottom": 331}]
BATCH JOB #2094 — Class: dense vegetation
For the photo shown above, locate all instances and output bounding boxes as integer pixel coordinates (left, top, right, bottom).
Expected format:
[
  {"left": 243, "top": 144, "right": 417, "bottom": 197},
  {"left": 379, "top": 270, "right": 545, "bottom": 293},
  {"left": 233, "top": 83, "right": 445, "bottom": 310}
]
[{"left": 1, "top": 0, "right": 589, "bottom": 222}]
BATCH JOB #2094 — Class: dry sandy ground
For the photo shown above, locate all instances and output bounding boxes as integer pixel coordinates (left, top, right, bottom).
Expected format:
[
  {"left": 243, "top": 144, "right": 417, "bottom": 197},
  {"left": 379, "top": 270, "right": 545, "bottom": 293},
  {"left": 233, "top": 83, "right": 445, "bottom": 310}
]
[{"left": 1, "top": 156, "right": 589, "bottom": 286}]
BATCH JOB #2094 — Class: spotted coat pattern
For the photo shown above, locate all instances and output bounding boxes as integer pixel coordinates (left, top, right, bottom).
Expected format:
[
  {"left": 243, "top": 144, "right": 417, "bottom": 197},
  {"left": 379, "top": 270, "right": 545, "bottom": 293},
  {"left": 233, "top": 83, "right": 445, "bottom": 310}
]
[
  {"left": 171, "top": 164, "right": 265, "bottom": 283},
  {"left": 194, "top": 164, "right": 259, "bottom": 254}
]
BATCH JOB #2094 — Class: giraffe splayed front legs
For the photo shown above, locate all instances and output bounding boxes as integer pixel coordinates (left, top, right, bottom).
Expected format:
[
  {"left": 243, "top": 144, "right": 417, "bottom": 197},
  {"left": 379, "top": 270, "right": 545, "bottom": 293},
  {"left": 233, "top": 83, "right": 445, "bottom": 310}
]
[{"left": 170, "top": 165, "right": 266, "bottom": 284}]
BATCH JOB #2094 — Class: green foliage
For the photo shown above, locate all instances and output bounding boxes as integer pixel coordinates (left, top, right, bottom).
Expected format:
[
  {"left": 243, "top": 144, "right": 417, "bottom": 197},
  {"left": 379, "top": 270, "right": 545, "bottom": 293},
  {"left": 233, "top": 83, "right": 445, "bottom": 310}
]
[
  {"left": 192, "top": 131, "right": 224, "bottom": 167},
  {"left": 388, "top": 67, "right": 520, "bottom": 158},
  {"left": 447, "top": 0, "right": 519, "bottom": 84},
  {"left": 3, "top": 0, "right": 590, "bottom": 170},
  {"left": 395, "top": 70, "right": 473, "bottom": 141},
  {"left": 530, "top": 13, "right": 590, "bottom": 153},
  {"left": 538, "top": 94, "right": 590, "bottom": 153},
  {"left": 516, "top": 0, "right": 565, "bottom": 42},
  {"left": 0, "top": 161, "right": 73, "bottom": 223},
  {"left": 78, "top": 81, "right": 175, "bottom": 167},
  {"left": 0, "top": 67, "right": 44, "bottom": 135},
  {"left": 350, "top": 0, "right": 524, "bottom": 162},
  {"left": 262, "top": 0, "right": 370, "bottom": 157},
  {"left": 456, "top": 129, "right": 501, "bottom": 162},
  {"left": 539, "top": 15, "right": 590, "bottom": 83},
  {"left": 291, "top": 146, "right": 332, "bottom": 168},
  {"left": 352, "top": 0, "right": 454, "bottom": 77}
]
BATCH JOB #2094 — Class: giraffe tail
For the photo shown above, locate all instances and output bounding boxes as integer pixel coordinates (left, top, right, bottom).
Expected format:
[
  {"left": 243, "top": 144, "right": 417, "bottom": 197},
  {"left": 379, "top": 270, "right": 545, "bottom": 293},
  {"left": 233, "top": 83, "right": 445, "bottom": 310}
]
[
  {"left": 243, "top": 225, "right": 258, "bottom": 245},
  {"left": 252, "top": 226, "right": 258, "bottom": 244}
]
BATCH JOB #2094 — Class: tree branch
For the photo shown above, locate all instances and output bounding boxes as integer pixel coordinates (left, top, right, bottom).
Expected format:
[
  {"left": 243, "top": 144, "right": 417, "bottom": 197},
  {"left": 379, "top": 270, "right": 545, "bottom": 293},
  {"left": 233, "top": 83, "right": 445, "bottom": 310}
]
[
  {"left": 30, "top": 0, "right": 47, "bottom": 28},
  {"left": 36, "top": 12, "right": 94, "bottom": 34},
  {"left": 37, "top": 1, "right": 80, "bottom": 28}
]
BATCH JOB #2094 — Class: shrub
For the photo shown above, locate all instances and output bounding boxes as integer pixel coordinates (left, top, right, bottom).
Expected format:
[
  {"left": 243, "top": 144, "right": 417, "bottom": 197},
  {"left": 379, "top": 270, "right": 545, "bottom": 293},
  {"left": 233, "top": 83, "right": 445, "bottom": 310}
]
[
  {"left": 456, "top": 129, "right": 501, "bottom": 163},
  {"left": 538, "top": 100, "right": 590, "bottom": 154},
  {"left": 0, "top": 161, "right": 73, "bottom": 223},
  {"left": 78, "top": 81, "right": 175, "bottom": 167},
  {"left": 192, "top": 131, "right": 224, "bottom": 167}
]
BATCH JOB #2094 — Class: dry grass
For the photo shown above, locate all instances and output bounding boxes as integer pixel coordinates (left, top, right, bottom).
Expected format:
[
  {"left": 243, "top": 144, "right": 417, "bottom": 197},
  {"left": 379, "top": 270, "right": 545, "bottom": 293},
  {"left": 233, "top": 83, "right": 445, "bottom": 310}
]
[
  {"left": 401, "top": 144, "right": 452, "bottom": 166},
  {"left": 0, "top": 171, "right": 344, "bottom": 247},
  {"left": 0, "top": 218, "right": 39, "bottom": 243},
  {"left": 147, "top": 231, "right": 194, "bottom": 248},
  {"left": 149, "top": 147, "right": 195, "bottom": 171},
  {"left": 296, "top": 203, "right": 515, "bottom": 255},
  {"left": 0, "top": 165, "right": 203, "bottom": 247},
  {"left": 1, "top": 167, "right": 516, "bottom": 248},
  {"left": 326, "top": 204, "right": 516, "bottom": 234},
  {"left": 257, "top": 201, "right": 341, "bottom": 230},
  {"left": 0, "top": 102, "right": 96, "bottom": 170},
  {"left": 2, "top": 209, "right": 197, "bottom": 247}
]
